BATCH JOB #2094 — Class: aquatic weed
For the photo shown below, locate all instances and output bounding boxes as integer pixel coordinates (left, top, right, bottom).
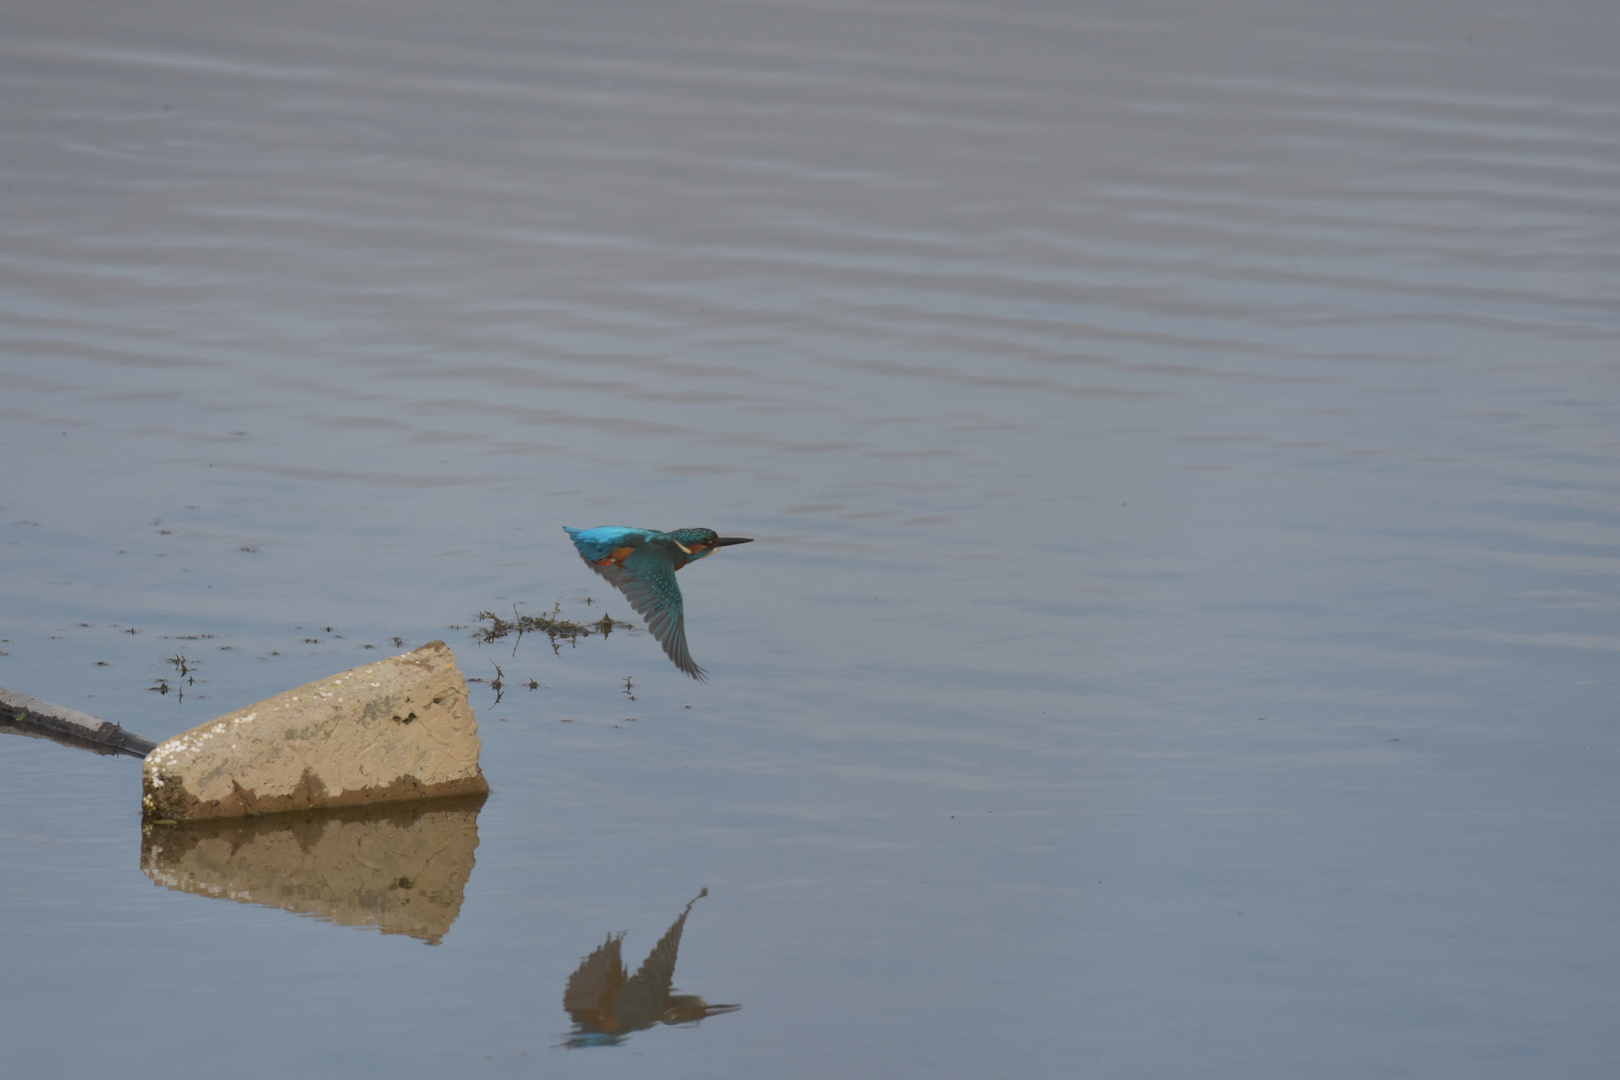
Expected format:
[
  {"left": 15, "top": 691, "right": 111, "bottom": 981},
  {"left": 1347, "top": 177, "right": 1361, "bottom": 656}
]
[{"left": 473, "top": 603, "right": 633, "bottom": 657}]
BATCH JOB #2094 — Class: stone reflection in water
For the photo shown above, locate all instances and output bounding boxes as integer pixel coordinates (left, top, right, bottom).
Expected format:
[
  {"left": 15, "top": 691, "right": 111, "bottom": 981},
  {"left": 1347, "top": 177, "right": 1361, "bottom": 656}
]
[
  {"left": 563, "top": 889, "right": 739, "bottom": 1048},
  {"left": 141, "top": 795, "right": 486, "bottom": 945}
]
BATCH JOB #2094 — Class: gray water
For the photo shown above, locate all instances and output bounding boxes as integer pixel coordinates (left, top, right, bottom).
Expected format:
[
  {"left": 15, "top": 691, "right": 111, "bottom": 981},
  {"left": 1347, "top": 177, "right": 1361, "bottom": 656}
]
[{"left": 3, "top": 0, "right": 1618, "bottom": 1076}]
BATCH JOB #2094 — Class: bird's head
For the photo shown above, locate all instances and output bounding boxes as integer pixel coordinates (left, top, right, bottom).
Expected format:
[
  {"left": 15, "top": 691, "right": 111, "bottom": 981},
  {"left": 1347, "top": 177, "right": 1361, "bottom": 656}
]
[{"left": 666, "top": 528, "right": 753, "bottom": 561}]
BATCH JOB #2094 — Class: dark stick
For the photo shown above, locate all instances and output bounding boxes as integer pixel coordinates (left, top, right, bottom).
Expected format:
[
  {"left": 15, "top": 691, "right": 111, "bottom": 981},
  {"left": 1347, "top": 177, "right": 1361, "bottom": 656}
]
[{"left": 0, "top": 686, "right": 157, "bottom": 758}]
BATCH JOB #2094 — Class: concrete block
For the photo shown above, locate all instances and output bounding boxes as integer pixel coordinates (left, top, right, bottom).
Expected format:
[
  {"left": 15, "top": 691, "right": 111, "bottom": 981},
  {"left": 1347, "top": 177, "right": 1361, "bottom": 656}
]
[{"left": 142, "top": 641, "right": 488, "bottom": 820}]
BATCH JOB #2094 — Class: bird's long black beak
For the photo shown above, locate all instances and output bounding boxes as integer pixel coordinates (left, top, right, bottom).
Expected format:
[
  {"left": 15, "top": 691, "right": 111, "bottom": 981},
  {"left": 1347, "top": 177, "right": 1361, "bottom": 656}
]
[{"left": 713, "top": 537, "right": 753, "bottom": 547}]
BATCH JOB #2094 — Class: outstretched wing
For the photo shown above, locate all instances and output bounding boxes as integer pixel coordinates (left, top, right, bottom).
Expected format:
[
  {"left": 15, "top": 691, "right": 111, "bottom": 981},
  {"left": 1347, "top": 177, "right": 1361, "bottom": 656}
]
[
  {"left": 563, "top": 934, "right": 627, "bottom": 1025},
  {"left": 612, "top": 905, "right": 688, "bottom": 1029},
  {"left": 569, "top": 534, "right": 706, "bottom": 681}
]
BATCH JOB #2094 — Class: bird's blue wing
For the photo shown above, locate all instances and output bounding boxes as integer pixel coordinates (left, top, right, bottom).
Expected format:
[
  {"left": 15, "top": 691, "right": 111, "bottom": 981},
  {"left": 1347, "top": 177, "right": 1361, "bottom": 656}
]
[{"left": 569, "top": 533, "right": 706, "bottom": 681}]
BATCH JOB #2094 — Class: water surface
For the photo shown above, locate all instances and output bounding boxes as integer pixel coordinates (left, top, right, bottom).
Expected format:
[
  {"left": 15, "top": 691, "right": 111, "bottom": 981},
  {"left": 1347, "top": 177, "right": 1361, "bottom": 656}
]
[{"left": 3, "top": 1, "right": 1617, "bottom": 1077}]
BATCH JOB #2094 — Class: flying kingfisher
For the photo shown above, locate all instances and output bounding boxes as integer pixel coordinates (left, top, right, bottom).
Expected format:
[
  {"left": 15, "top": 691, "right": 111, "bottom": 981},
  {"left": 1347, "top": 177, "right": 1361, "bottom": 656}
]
[{"left": 564, "top": 526, "right": 753, "bottom": 681}]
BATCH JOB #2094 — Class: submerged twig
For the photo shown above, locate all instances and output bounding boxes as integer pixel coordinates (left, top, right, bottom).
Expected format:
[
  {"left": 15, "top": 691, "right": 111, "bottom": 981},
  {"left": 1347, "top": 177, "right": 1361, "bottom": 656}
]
[{"left": 0, "top": 685, "right": 157, "bottom": 758}]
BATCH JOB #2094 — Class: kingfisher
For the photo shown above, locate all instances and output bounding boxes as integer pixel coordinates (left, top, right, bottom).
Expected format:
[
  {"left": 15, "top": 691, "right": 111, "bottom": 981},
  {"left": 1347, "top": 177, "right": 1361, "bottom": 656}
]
[{"left": 564, "top": 526, "right": 753, "bottom": 681}]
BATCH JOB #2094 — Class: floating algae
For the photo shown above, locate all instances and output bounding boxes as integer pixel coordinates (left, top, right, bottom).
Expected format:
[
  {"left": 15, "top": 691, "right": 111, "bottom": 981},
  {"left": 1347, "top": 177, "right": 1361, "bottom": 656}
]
[{"left": 472, "top": 603, "right": 633, "bottom": 656}]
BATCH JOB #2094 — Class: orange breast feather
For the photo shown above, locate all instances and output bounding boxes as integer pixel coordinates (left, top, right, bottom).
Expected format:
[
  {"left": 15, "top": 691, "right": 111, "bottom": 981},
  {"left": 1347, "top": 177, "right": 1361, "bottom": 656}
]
[{"left": 594, "top": 546, "right": 635, "bottom": 567}]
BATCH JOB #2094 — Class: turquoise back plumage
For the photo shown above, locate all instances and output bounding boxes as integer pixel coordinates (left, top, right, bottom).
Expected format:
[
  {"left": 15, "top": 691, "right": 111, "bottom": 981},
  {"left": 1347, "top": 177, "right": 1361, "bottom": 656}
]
[{"left": 563, "top": 526, "right": 665, "bottom": 563}]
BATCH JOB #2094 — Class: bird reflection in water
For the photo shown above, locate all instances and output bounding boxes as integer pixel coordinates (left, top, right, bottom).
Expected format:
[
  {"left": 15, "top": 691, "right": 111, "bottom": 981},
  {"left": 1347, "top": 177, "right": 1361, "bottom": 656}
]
[{"left": 562, "top": 888, "right": 739, "bottom": 1048}]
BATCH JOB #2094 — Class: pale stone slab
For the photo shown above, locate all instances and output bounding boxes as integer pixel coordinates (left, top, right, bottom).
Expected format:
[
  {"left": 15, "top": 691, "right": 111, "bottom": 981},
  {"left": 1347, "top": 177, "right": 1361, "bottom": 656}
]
[{"left": 142, "top": 641, "right": 488, "bottom": 820}]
